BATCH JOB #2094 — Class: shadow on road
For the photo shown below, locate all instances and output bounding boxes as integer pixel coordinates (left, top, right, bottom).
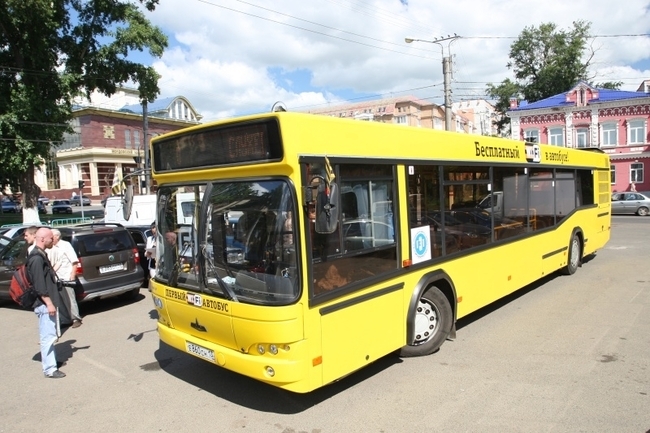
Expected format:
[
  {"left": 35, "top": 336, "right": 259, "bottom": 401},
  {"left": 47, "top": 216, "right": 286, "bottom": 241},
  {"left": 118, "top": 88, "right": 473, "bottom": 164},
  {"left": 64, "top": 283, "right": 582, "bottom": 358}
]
[{"left": 148, "top": 341, "right": 403, "bottom": 413}]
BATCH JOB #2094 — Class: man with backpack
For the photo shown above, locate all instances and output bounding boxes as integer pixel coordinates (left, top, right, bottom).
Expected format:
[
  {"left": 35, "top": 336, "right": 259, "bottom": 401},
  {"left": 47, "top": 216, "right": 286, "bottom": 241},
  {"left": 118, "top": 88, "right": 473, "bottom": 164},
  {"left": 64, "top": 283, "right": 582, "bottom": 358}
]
[{"left": 28, "top": 227, "right": 67, "bottom": 379}]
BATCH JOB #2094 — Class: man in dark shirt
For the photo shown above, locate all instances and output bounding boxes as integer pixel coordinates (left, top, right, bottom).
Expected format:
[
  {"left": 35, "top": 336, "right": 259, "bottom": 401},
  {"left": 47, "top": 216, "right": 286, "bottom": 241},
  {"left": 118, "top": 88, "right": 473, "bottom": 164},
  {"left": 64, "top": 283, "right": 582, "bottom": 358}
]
[{"left": 28, "top": 227, "right": 66, "bottom": 379}]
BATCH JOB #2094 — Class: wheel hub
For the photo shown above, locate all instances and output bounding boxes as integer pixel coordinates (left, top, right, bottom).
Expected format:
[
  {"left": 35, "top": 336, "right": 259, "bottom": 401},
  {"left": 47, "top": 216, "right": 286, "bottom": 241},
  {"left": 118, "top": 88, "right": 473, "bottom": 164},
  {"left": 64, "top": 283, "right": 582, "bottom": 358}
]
[{"left": 413, "top": 299, "right": 438, "bottom": 345}]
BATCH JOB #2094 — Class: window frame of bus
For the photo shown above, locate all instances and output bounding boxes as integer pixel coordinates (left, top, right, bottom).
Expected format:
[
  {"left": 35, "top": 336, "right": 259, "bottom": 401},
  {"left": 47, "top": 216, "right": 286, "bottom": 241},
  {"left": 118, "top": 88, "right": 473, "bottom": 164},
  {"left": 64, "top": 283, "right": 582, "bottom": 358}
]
[{"left": 152, "top": 118, "right": 283, "bottom": 173}]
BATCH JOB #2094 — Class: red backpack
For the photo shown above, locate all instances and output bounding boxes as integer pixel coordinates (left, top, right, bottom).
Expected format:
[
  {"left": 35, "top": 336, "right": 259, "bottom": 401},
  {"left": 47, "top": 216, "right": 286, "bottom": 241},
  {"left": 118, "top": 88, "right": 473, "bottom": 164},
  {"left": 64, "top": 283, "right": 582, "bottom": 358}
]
[{"left": 9, "top": 258, "right": 39, "bottom": 309}]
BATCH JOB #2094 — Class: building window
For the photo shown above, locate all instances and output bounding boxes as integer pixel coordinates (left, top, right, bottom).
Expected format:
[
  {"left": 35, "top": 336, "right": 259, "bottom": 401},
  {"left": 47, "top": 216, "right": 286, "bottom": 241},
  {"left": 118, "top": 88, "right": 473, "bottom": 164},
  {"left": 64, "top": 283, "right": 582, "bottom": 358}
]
[
  {"left": 631, "top": 162, "right": 644, "bottom": 183},
  {"left": 577, "top": 89, "right": 586, "bottom": 106},
  {"left": 433, "top": 118, "right": 443, "bottom": 130},
  {"left": 395, "top": 115, "right": 407, "bottom": 125},
  {"left": 628, "top": 119, "right": 646, "bottom": 144},
  {"left": 125, "top": 130, "right": 131, "bottom": 148},
  {"left": 602, "top": 123, "right": 618, "bottom": 147},
  {"left": 575, "top": 127, "right": 589, "bottom": 148},
  {"left": 134, "top": 130, "right": 140, "bottom": 149},
  {"left": 548, "top": 127, "right": 564, "bottom": 146},
  {"left": 610, "top": 164, "right": 615, "bottom": 184},
  {"left": 45, "top": 152, "right": 60, "bottom": 190},
  {"left": 524, "top": 129, "right": 539, "bottom": 143}
]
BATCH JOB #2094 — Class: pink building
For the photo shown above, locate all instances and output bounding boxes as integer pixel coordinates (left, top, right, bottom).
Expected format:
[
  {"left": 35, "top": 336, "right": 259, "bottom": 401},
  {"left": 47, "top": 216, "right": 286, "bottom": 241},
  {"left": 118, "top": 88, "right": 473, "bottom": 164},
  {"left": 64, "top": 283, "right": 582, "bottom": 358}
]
[{"left": 508, "top": 80, "right": 650, "bottom": 194}]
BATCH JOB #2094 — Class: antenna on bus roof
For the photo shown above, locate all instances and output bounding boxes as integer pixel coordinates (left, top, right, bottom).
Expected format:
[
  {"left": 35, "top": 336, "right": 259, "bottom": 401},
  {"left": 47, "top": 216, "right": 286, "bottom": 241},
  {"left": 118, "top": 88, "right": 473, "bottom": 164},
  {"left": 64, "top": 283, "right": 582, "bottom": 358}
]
[{"left": 271, "top": 101, "right": 287, "bottom": 112}]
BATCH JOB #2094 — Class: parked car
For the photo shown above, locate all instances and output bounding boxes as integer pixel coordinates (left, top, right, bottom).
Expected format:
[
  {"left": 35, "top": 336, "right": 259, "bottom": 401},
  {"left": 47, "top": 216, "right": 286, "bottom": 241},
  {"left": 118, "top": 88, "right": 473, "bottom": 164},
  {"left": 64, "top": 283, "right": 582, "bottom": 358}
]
[
  {"left": 70, "top": 195, "right": 92, "bottom": 206},
  {"left": 38, "top": 195, "right": 50, "bottom": 205},
  {"left": 611, "top": 192, "right": 650, "bottom": 216},
  {"left": 51, "top": 199, "right": 73, "bottom": 214},
  {"left": 37, "top": 201, "right": 47, "bottom": 214},
  {"left": 1, "top": 198, "right": 21, "bottom": 213},
  {"left": 0, "top": 235, "right": 11, "bottom": 252},
  {"left": 0, "top": 224, "right": 49, "bottom": 240},
  {"left": 0, "top": 223, "right": 144, "bottom": 303}
]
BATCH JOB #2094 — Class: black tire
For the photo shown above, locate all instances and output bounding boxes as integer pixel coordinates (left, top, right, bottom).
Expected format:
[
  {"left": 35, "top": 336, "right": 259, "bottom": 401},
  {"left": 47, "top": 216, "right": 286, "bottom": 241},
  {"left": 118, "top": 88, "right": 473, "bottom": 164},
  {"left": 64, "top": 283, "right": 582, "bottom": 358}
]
[
  {"left": 637, "top": 207, "right": 649, "bottom": 216},
  {"left": 561, "top": 234, "right": 581, "bottom": 275},
  {"left": 400, "top": 286, "right": 452, "bottom": 357}
]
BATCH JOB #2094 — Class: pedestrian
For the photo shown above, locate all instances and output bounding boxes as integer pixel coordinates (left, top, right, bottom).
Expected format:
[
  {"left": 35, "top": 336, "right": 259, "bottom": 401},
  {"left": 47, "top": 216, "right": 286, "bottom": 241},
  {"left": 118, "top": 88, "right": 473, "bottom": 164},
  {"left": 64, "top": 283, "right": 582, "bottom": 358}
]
[
  {"left": 630, "top": 182, "right": 637, "bottom": 192},
  {"left": 28, "top": 227, "right": 67, "bottom": 379},
  {"left": 24, "top": 226, "right": 38, "bottom": 254},
  {"left": 47, "top": 229, "right": 82, "bottom": 328},
  {"left": 145, "top": 222, "right": 157, "bottom": 279}
]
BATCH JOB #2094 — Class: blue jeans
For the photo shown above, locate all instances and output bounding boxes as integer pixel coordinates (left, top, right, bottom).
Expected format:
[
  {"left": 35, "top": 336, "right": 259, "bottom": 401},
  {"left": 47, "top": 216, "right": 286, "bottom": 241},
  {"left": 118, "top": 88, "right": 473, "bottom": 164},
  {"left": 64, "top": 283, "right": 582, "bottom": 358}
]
[{"left": 34, "top": 304, "right": 58, "bottom": 375}]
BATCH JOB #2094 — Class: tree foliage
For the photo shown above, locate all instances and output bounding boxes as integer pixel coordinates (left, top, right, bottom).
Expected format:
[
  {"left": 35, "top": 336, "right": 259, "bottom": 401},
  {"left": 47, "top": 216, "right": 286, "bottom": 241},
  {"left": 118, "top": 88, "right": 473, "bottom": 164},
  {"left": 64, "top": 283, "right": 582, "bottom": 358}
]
[
  {"left": 486, "top": 21, "right": 594, "bottom": 136},
  {"left": 485, "top": 79, "right": 521, "bottom": 136},
  {"left": 0, "top": 0, "right": 167, "bottom": 218}
]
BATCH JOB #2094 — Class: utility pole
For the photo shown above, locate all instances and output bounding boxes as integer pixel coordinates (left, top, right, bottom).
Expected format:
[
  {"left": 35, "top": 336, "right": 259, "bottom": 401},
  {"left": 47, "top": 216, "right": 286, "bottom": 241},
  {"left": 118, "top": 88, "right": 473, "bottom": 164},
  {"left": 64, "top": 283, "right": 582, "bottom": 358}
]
[
  {"left": 405, "top": 34, "right": 460, "bottom": 131},
  {"left": 142, "top": 101, "right": 150, "bottom": 193}
]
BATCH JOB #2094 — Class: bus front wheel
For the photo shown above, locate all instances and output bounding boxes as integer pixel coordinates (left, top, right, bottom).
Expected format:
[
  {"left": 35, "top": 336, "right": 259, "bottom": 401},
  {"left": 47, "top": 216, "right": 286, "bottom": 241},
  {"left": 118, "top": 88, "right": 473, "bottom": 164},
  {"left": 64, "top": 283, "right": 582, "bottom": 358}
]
[
  {"left": 561, "top": 234, "right": 581, "bottom": 275},
  {"left": 400, "top": 287, "right": 452, "bottom": 358}
]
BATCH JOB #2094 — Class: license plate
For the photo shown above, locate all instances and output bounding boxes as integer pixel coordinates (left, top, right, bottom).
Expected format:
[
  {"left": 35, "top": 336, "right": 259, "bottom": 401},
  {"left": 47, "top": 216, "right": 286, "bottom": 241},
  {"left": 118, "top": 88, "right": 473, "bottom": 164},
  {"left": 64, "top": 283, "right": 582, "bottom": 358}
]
[
  {"left": 185, "top": 341, "right": 215, "bottom": 362},
  {"left": 99, "top": 263, "right": 125, "bottom": 274}
]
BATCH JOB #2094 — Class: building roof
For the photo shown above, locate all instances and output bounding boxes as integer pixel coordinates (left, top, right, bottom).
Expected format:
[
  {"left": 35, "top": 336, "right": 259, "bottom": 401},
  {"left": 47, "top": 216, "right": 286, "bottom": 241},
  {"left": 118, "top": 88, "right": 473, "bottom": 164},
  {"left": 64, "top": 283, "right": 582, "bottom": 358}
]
[
  {"left": 119, "top": 96, "right": 202, "bottom": 121},
  {"left": 307, "top": 95, "right": 438, "bottom": 117},
  {"left": 509, "top": 81, "right": 650, "bottom": 112}
]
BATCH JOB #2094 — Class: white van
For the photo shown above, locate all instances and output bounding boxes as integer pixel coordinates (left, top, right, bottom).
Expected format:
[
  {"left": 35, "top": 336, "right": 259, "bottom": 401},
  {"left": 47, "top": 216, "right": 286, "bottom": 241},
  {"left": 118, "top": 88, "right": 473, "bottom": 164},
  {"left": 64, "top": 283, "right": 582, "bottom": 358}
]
[{"left": 104, "top": 195, "right": 157, "bottom": 226}]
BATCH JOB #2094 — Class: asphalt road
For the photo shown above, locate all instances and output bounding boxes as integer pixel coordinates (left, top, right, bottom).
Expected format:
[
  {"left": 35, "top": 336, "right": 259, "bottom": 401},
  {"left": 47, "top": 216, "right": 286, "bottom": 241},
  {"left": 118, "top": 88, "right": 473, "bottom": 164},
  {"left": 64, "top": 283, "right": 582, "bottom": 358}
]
[{"left": 0, "top": 216, "right": 648, "bottom": 433}]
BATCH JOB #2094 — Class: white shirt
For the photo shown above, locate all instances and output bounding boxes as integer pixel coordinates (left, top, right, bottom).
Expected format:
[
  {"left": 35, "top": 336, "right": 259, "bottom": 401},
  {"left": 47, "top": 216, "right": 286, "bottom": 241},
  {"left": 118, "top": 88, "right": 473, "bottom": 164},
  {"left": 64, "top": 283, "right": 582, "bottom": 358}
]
[
  {"left": 48, "top": 239, "right": 79, "bottom": 281},
  {"left": 145, "top": 235, "right": 157, "bottom": 269}
]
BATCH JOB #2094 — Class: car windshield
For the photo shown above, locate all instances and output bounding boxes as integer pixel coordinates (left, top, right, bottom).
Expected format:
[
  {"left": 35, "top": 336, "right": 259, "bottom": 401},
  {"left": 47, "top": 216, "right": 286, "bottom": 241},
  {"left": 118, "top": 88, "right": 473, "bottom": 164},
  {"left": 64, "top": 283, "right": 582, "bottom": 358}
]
[{"left": 156, "top": 180, "right": 299, "bottom": 305}]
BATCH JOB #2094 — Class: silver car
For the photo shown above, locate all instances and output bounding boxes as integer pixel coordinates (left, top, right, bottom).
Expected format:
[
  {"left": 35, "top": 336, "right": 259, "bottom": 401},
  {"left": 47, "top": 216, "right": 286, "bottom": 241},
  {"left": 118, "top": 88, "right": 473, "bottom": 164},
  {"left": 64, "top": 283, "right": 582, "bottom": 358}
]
[{"left": 611, "top": 192, "right": 650, "bottom": 216}]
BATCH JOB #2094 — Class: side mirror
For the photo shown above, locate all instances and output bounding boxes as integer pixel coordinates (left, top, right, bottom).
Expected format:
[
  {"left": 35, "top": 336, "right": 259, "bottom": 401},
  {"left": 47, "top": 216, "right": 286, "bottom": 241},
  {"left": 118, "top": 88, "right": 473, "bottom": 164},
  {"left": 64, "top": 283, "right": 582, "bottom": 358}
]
[
  {"left": 315, "top": 182, "right": 339, "bottom": 234},
  {"left": 122, "top": 184, "right": 134, "bottom": 221}
]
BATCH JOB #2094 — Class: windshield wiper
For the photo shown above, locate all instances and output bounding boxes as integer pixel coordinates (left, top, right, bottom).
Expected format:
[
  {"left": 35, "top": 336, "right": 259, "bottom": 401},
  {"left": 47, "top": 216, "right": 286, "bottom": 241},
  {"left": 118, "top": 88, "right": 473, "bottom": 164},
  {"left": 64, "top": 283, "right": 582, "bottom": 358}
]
[{"left": 202, "top": 248, "right": 238, "bottom": 302}]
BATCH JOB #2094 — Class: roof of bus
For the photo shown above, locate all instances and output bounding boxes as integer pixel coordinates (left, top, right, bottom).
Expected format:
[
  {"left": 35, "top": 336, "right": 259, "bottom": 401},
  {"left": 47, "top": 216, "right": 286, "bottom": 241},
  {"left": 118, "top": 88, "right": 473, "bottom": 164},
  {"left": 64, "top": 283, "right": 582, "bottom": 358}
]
[{"left": 151, "top": 111, "right": 610, "bottom": 170}]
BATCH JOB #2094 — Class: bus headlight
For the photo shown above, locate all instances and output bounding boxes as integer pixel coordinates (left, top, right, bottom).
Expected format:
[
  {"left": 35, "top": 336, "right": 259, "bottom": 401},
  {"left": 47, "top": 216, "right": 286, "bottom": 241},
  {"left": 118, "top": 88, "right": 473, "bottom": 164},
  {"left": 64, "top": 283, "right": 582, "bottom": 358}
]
[
  {"left": 257, "top": 344, "right": 265, "bottom": 355},
  {"left": 152, "top": 296, "right": 163, "bottom": 309},
  {"left": 265, "top": 366, "right": 275, "bottom": 377},
  {"left": 269, "top": 344, "right": 278, "bottom": 355}
]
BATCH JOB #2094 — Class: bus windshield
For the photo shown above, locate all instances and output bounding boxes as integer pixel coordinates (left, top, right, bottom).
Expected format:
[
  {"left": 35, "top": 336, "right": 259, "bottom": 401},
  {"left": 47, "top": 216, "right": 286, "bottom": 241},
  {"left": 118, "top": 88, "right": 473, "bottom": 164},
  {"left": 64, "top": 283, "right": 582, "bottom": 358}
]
[{"left": 156, "top": 180, "right": 299, "bottom": 305}]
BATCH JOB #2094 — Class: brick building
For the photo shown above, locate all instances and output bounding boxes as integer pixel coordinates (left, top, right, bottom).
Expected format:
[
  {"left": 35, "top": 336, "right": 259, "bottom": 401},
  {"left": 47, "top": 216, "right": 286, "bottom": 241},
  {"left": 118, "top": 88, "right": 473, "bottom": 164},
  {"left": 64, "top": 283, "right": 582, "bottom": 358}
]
[
  {"left": 306, "top": 95, "right": 496, "bottom": 135},
  {"left": 507, "top": 80, "right": 650, "bottom": 193},
  {"left": 36, "top": 88, "right": 201, "bottom": 201}
]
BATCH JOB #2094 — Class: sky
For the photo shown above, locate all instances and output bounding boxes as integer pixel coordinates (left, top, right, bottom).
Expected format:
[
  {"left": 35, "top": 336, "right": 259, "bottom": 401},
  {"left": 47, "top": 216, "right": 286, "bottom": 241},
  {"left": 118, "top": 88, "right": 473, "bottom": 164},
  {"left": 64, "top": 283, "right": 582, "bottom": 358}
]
[{"left": 134, "top": 0, "right": 650, "bottom": 122}]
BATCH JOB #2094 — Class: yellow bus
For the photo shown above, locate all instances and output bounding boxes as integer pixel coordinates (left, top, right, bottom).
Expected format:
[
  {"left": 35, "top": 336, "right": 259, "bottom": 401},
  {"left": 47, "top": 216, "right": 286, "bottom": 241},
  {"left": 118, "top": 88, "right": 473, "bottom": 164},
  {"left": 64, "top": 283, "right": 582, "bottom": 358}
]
[{"left": 147, "top": 111, "right": 611, "bottom": 393}]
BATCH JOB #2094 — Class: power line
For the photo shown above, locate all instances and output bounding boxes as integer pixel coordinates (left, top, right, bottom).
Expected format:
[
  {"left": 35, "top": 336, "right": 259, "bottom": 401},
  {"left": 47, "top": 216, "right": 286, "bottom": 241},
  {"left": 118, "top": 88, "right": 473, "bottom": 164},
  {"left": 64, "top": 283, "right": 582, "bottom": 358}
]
[{"left": 196, "top": 0, "right": 434, "bottom": 59}]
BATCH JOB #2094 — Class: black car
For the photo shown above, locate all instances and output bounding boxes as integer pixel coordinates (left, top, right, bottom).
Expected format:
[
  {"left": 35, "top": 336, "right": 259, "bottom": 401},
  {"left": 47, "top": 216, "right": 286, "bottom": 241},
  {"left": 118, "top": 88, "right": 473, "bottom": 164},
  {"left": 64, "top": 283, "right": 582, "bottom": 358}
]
[
  {"left": 0, "top": 224, "right": 144, "bottom": 303},
  {"left": 37, "top": 201, "right": 47, "bottom": 214},
  {"left": 51, "top": 199, "right": 73, "bottom": 214}
]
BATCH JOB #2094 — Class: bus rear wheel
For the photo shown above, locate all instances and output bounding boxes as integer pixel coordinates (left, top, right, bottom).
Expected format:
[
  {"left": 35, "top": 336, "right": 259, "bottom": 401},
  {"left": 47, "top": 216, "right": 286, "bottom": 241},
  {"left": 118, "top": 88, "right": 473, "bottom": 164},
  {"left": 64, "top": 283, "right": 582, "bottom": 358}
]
[
  {"left": 400, "top": 287, "right": 452, "bottom": 358},
  {"left": 561, "top": 234, "right": 581, "bottom": 275}
]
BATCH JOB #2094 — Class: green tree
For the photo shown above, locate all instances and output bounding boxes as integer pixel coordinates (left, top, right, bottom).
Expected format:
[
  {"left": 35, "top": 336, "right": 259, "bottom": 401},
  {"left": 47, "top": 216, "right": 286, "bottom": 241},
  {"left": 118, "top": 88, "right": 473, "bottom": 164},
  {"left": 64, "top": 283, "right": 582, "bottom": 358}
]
[
  {"left": 486, "top": 21, "right": 593, "bottom": 135},
  {"left": 0, "top": 0, "right": 167, "bottom": 221},
  {"left": 485, "top": 79, "right": 521, "bottom": 136}
]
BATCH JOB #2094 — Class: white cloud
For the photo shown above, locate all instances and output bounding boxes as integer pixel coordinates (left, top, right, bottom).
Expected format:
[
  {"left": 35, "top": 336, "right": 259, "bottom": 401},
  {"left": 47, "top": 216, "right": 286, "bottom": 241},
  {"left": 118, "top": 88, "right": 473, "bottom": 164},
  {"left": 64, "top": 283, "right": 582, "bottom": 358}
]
[{"left": 144, "top": 0, "right": 650, "bottom": 121}]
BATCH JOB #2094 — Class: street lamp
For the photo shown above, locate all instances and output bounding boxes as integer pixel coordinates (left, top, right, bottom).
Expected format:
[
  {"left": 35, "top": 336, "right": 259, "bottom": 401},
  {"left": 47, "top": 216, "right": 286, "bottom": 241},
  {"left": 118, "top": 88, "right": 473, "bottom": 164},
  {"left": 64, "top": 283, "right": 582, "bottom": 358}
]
[{"left": 405, "top": 34, "right": 460, "bottom": 131}]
